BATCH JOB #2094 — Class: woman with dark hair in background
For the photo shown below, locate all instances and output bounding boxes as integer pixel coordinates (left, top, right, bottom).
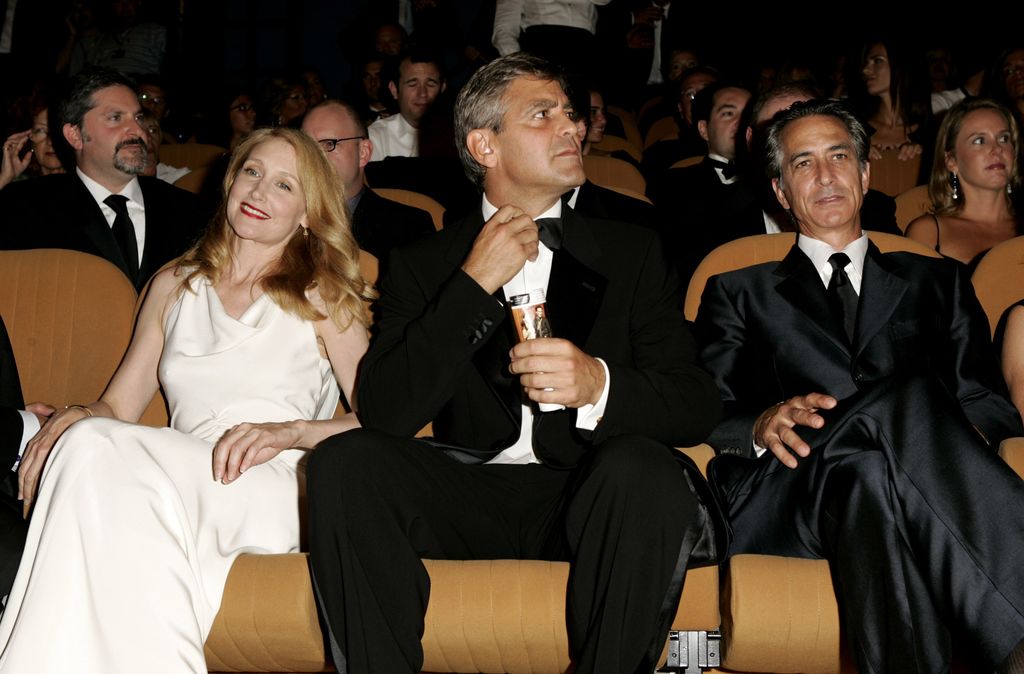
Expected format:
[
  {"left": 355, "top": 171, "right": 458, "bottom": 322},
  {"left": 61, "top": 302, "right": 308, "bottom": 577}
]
[
  {"left": 0, "top": 92, "right": 65, "bottom": 191},
  {"left": 985, "top": 46, "right": 1024, "bottom": 128}
]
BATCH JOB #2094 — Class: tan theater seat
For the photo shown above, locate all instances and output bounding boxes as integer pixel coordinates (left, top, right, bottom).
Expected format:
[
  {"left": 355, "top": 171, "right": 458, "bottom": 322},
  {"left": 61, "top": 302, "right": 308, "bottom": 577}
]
[
  {"left": 582, "top": 154, "right": 646, "bottom": 194},
  {"left": 868, "top": 147, "right": 922, "bottom": 197},
  {"left": 373, "top": 187, "right": 445, "bottom": 231},
  {"left": 159, "top": 142, "right": 227, "bottom": 170},
  {"left": 893, "top": 184, "right": 930, "bottom": 232},
  {"left": 0, "top": 249, "right": 137, "bottom": 406}
]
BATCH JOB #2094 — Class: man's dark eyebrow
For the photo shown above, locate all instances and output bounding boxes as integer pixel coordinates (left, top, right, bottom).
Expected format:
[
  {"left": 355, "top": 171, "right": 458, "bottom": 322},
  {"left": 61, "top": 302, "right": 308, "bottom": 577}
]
[
  {"left": 524, "top": 98, "right": 558, "bottom": 115},
  {"left": 788, "top": 140, "right": 855, "bottom": 164}
]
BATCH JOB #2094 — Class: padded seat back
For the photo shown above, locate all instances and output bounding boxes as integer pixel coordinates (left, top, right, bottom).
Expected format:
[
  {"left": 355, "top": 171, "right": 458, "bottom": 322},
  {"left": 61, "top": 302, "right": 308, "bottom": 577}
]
[
  {"left": 582, "top": 154, "right": 646, "bottom": 194},
  {"left": 970, "top": 235, "right": 1024, "bottom": 336},
  {"left": 685, "top": 232, "right": 941, "bottom": 321},
  {"left": 0, "top": 249, "right": 137, "bottom": 406},
  {"left": 159, "top": 143, "right": 227, "bottom": 170},
  {"left": 868, "top": 147, "right": 922, "bottom": 197},
  {"left": 372, "top": 187, "right": 446, "bottom": 231}
]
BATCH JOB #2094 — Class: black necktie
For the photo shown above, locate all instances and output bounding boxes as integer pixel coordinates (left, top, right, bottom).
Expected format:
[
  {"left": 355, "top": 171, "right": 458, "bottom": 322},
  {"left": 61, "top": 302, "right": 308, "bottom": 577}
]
[
  {"left": 827, "top": 252, "right": 858, "bottom": 343},
  {"left": 104, "top": 194, "right": 139, "bottom": 280},
  {"left": 535, "top": 217, "right": 563, "bottom": 251},
  {"left": 709, "top": 158, "right": 737, "bottom": 180}
]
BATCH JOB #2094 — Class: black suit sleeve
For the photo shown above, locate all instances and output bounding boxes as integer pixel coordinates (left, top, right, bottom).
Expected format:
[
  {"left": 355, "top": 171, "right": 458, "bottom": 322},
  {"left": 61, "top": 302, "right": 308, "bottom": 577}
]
[
  {"left": 591, "top": 231, "right": 722, "bottom": 447},
  {"left": 357, "top": 244, "right": 506, "bottom": 437},
  {"left": 693, "top": 273, "right": 766, "bottom": 454}
]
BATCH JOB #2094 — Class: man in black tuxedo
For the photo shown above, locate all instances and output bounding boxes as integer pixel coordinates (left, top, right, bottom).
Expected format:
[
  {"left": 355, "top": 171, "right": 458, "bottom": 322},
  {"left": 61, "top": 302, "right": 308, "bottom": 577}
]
[
  {"left": 650, "top": 82, "right": 760, "bottom": 285},
  {"left": 307, "top": 53, "right": 723, "bottom": 674},
  {"left": 694, "top": 99, "right": 1024, "bottom": 673},
  {"left": 0, "top": 67, "right": 201, "bottom": 291},
  {"left": 301, "top": 100, "right": 434, "bottom": 266}
]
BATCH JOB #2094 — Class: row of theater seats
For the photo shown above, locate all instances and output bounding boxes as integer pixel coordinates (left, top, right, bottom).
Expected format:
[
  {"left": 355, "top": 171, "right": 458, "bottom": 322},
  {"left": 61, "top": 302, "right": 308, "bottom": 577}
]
[
  {"left": 596, "top": 104, "right": 924, "bottom": 199},
  {"left": 5, "top": 230, "right": 1022, "bottom": 673}
]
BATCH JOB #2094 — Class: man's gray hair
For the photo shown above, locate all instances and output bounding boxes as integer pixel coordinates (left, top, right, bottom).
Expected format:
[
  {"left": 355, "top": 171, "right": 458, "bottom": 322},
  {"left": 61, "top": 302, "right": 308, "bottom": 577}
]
[
  {"left": 454, "top": 53, "right": 568, "bottom": 188},
  {"left": 763, "top": 99, "right": 869, "bottom": 185}
]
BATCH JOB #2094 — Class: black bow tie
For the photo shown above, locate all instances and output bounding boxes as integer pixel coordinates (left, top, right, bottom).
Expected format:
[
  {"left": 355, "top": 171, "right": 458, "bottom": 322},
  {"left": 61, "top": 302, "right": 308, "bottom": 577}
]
[
  {"left": 709, "top": 158, "right": 737, "bottom": 180},
  {"left": 535, "top": 217, "right": 563, "bottom": 251}
]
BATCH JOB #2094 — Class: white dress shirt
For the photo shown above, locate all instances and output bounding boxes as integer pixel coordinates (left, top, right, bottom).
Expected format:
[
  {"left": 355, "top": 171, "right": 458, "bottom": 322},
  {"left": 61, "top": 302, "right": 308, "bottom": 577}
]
[
  {"left": 482, "top": 196, "right": 611, "bottom": 464},
  {"left": 752, "top": 232, "right": 868, "bottom": 457},
  {"left": 492, "top": 0, "right": 612, "bottom": 56},
  {"left": 76, "top": 167, "right": 147, "bottom": 263},
  {"left": 11, "top": 410, "right": 38, "bottom": 471},
  {"left": 367, "top": 113, "right": 418, "bottom": 161}
]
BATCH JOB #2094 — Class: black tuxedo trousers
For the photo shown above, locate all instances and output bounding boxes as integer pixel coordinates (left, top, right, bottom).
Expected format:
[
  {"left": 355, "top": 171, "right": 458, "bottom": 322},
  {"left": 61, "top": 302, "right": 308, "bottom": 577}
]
[
  {"left": 711, "top": 375, "right": 1024, "bottom": 672},
  {"left": 308, "top": 430, "right": 702, "bottom": 674}
]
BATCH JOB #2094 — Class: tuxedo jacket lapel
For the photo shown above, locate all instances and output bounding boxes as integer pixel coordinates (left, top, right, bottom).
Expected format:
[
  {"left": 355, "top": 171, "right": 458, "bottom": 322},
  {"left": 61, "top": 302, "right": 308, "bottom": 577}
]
[
  {"left": 546, "top": 209, "right": 607, "bottom": 350},
  {"left": 853, "top": 242, "right": 909, "bottom": 358},
  {"left": 72, "top": 177, "right": 131, "bottom": 278},
  {"left": 774, "top": 246, "right": 851, "bottom": 356}
]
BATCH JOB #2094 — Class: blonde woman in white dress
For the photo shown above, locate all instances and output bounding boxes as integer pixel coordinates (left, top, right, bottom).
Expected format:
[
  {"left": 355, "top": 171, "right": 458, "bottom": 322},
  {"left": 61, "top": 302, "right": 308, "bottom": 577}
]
[{"left": 0, "top": 127, "right": 371, "bottom": 673}]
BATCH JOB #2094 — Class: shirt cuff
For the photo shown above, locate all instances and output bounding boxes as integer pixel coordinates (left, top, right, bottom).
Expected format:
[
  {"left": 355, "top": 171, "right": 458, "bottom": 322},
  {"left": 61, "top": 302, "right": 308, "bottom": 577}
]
[
  {"left": 13, "top": 409, "right": 40, "bottom": 471},
  {"left": 752, "top": 440, "right": 768, "bottom": 458},
  {"left": 575, "top": 358, "right": 610, "bottom": 430}
]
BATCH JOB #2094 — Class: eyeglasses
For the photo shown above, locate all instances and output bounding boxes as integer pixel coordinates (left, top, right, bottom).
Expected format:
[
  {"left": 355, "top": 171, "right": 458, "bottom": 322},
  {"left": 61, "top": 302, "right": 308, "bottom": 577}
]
[
  {"left": 29, "top": 126, "right": 48, "bottom": 140},
  {"left": 230, "top": 103, "right": 254, "bottom": 112},
  {"left": 138, "top": 92, "right": 164, "bottom": 105},
  {"left": 318, "top": 136, "right": 365, "bottom": 152}
]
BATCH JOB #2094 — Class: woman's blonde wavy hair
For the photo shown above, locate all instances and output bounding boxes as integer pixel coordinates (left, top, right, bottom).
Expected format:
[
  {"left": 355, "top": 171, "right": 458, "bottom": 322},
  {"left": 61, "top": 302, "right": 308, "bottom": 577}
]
[{"left": 178, "top": 127, "right": 374, "bottom": 330}]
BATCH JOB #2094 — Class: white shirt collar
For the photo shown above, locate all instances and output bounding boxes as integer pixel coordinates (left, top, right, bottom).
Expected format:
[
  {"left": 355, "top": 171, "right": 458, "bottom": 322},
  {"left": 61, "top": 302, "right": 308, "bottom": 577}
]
[
  {"left": 481, "top": 194, "right": 562, "bottom": 222},
  {"left": 708, "top": 152, "right": 737, "bottom": 185},
  {"left": 76, "top": 167, "right": 144, "bottom": 207},
  {"left": 797, "top": 231, "right": 868, "bottom": 293}
]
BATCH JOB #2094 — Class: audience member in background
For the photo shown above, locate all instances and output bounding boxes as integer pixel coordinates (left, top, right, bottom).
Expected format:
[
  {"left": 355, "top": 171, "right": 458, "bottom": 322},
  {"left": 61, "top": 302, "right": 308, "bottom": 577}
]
[
  {"left": 640, "top": 65, "right": 716, "bottom": 185},
  {"left": 580, "top": 86, "right": 639, "bottom": 168},
  {"left": 852, "top": 36, "right": 979, "bottom": 182},
  {"left": 597, "top": 0, "right": 685, "bottom": 107},
  {"left": 986, "top": 46, "right": 1024, "bottom": 128},
  {"left": 635, "top": 44, "right": 700, "bottom": 135},
  {"left": 567, "top": 81, "right": 656, "bottom": 228},
  {"left": 748, "top": 82, "right": 900, "bottom": 236},
  {"left": 364, "top": 91, "right": 479, "bottom": 223},
  {"left": 351, "top": 53, "right": 392, "bottom": 124},
  {"left": 491, "top": 0, "right": 607, "bottom": 77},
  {"left": 221, "top": 89, "right": 257, "bottom": 151},
  {"left": 302, "top": 66, "right": 328, "bottom": 106},
  {"left": 1, "top": 103, "right": 65, "bottom": 191},
  {"left": 91, "top": 0, "right": 166, "bottom": 76},
  {"left": 261, "top": 74, "right": 309, "bottom": 129},
  {"left": 367, "top": 48, "right": 446, "bottom": 161},
  {"left": 140, "top": 116, "right": 190, "bottom": 185},
  {"left": 301, "top": 100, "right": 434, "bottom": 266},
  {"left": 649, "top": 82, "right": 758, "bottom": 285},
  {"left": 135, "top": 74, "right": 191, "bottom": 143},
  {"left": 374, "top": 22, "right": 406, "bottom": 57},
  {"left": 906, "top": 98, "right": 1021, "bottom": 270},
  {"left": 54, "top": 0, "right": 104, "bottom": 76},
  {"left": 0, "top": 67, "right": 202, "bottom": 291},
  {"left": 0, "top": 127, "right": 371, "bottom": 673}
]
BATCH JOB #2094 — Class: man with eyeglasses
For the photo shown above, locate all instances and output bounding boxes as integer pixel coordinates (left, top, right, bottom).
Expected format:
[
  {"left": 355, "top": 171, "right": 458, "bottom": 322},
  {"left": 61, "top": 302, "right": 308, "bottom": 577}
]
[{"left": 302, "top": 100, "right": 433, "bottom": 265}]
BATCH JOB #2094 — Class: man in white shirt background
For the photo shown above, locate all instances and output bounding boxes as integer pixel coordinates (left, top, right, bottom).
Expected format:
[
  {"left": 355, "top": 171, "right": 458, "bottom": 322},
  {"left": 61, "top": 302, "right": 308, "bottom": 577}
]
[{"left": 367, "top": 46, "right": 446, "bottom": 161}]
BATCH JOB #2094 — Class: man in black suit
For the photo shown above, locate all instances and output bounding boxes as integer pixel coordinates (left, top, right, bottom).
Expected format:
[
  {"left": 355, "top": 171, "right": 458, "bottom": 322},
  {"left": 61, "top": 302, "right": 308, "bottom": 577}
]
[
  {"left": 301, "top": 100, "right": 434, "bottom": 265},
  {"left": 650, "top": 82, "right": 760, "bottom": 286},
  {"left": 307, "top": 53, "right": 723, "bottom": 674},
  {"left": 694, "top": 99, "right": 1024, "bottom": 673},
  {"left": 0, "top": 67, "right": 201, "bottom": 291}
]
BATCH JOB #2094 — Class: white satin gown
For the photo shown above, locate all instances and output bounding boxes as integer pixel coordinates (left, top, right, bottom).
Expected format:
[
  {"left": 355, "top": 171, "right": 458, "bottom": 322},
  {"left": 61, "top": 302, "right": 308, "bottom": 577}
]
[{"left": 0, "top": 277, "right": 340, "bottom": 673}]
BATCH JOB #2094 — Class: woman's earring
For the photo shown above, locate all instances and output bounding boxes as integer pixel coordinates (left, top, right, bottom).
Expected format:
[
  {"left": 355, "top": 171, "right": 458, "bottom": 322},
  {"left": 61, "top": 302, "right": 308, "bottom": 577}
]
[{"left": 950, "top": 172, "right": 960, "bottom": 200}]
